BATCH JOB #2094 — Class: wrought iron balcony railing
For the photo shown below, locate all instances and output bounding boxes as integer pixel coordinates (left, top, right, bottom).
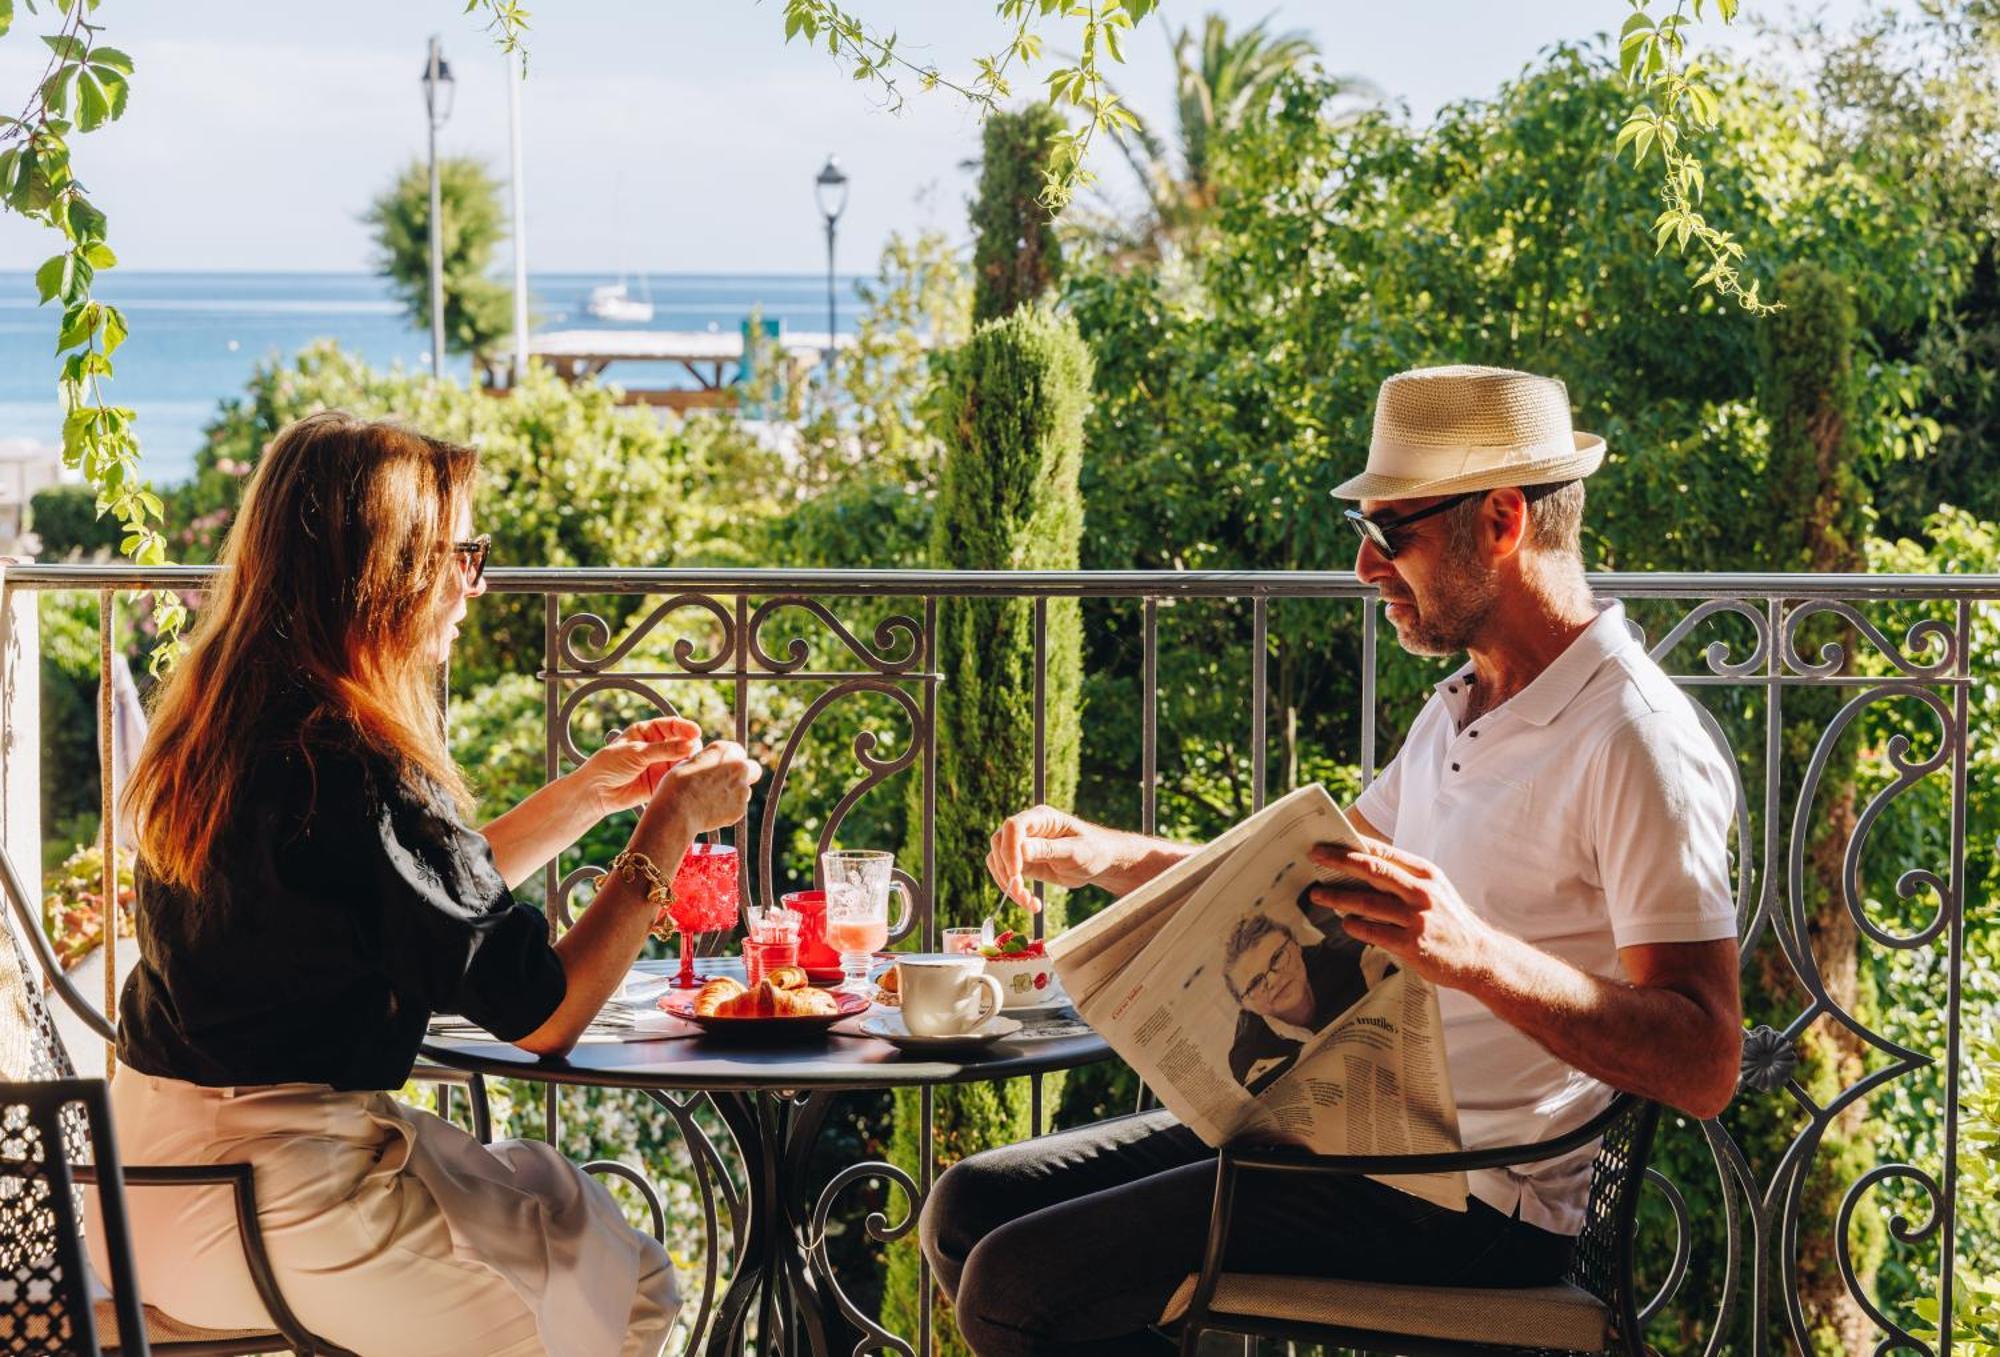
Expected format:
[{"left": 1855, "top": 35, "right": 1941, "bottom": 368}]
[{"left": 0, "top": 563, "right": 1988, "bottom": 1355}]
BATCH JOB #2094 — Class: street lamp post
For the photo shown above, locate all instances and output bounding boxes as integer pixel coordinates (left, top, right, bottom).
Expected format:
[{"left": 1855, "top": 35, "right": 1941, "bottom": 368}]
[
  {"left": 421, "top": 37, "right": 456, "bottom": 378},
  {"left": 815, "top": 154, "right": 849, "bottom": 360},
  {"left": 507, "top": 45, "right": 529, "bottom": 388}
]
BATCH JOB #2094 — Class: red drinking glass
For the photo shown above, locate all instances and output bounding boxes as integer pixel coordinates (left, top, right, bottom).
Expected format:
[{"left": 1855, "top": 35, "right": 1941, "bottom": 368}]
[
  {"left": 743, "top": 931, "right": 799, "bottom": 988},
  {"left": 780, "top": 889, "right": 842, "bottom": 979},
  {"left": 666, "top": 842, "right": 740, "bottom": 990}
]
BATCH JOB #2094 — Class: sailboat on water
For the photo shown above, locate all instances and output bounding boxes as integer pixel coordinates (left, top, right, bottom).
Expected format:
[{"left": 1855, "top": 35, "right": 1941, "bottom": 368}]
[{"left": 586, "top": 274, "right": 654, "bottom": 324}]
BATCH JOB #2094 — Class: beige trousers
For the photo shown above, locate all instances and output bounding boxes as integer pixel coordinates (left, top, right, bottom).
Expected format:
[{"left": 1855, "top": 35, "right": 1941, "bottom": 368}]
[{"left": 88, "top": 1068, "right": 679, "bottom": 1357}]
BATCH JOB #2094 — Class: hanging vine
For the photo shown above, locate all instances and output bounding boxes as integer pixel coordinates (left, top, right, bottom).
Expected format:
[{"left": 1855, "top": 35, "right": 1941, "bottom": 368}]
[
  {"left": 1615, "top": 0, "right": 1777, "bottom": 312},
  {"left": 0, "top": 1, "right": 530, "bottom": 672},
  {"left": 466, "top": 0, "right": 530, "bottom": 57},
  {"left": 781, "top": 0, "right": 1150, "bottom": 210},
  {"left": 0, "top": 0, "right": 185, "bottom": 668}
]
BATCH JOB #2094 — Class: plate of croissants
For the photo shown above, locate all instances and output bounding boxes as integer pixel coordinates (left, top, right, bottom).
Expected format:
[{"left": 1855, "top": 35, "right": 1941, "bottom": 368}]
[{"left": 659, "top": 967, "right": 869, "bottom": 1037}]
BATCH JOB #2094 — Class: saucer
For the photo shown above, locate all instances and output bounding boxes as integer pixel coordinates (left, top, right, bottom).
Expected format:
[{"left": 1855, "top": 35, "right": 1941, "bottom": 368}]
[
  {"left": 858, "top": 1012, "right": 1022, "bottom": 1052},
  {"left": 999, "top": 994, "right": 1074, "bottom": 1019}
]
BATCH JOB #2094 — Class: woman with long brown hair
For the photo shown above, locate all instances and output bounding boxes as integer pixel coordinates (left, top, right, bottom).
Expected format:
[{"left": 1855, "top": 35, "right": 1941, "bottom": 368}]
[{"left": 89, "top": 411, "right": 758, "bottom": 1356}]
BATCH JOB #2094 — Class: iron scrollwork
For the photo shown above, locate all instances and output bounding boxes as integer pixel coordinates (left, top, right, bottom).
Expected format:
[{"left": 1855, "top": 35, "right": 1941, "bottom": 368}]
[
  {"left": 1834, "top": 1166, "right": 1945, "bottom": 1356},
  {"left": 1643, "top": 596, "right": 1775, "bottom": 680},
  {"left": 752, "top": 675, "right": 932, "bottom": 935},
  {"left": 807, "top": 1160, "right": 924, "bottom": 1357},
  {"left": 558, "top": 594, "right": 736, "bottom": 675},
  {"left": 748, "top": 597, "right": 923, "bottom": 674},
  {"left": 1780, "top": 601, "right": 1957, "bottom": 681},
  {"left": 642, "top": 1089, "right": 745, "bottom": 1356},
  {"left": 553, "top": 675, "right": 687, "bottom": 767}
]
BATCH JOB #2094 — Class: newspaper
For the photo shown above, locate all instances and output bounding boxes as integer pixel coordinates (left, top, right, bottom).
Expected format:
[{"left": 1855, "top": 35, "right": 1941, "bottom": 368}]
[{"left": 1050, "top": 784, "right": 1467, "bottom": 1208}]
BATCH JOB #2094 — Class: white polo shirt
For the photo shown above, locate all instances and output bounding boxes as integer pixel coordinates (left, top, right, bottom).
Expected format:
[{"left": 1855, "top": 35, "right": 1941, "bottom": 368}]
[{"left": 1352, "top": 602, "right": 1737, "bottom": 1235}]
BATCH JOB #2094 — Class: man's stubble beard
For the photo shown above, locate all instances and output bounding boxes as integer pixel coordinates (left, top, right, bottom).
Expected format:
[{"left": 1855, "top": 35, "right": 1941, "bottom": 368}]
[{"left": 1393, "top": 535, "right": 1501, "bottom": 658}]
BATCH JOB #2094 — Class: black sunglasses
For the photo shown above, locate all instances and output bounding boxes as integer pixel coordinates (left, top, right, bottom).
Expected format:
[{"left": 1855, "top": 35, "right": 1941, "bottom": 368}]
[
  {"left": 451, "top": 533, "right": 492, "bottom": 585},
  {"left": 1342, "top": 482, "right": 1576, "bottom": 559},
  {"left": 1342, "top": 492, "right": 1483, "bottom": 560}
]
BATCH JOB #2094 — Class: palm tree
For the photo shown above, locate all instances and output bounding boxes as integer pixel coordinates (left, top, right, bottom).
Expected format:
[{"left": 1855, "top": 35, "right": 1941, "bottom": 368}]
[{"left": 1102, "top": 13, "right": 1375, "bottom": 249}]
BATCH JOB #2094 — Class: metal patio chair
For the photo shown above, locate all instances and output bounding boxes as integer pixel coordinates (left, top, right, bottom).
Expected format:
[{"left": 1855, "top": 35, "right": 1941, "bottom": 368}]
[
  {"left": 1163, "top": 1093, "right": 1665, "bottom": 1355},
  {"left": 1, "top": 1076, "right": 149, "bottom": 1357}
]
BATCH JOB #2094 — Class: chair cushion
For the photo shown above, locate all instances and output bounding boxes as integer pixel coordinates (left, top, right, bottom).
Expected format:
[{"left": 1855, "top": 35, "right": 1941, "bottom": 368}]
[
  {"left": 93, "top": 1297, "right": 280, "bottom": 1350},
  {"left": 1162, "top": 1272, "right": 1610, "bottom": 1351}
]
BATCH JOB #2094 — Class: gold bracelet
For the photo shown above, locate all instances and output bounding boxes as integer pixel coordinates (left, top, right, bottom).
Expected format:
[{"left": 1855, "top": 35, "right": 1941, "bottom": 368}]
[{"left": 608, "top": 849, "right": 678, "bottom": 939}]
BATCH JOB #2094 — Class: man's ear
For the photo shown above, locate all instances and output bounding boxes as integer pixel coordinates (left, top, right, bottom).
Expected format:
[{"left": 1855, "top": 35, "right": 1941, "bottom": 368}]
[{"left": 1486, "top": 488, "right": 1529, "bottom": 561}]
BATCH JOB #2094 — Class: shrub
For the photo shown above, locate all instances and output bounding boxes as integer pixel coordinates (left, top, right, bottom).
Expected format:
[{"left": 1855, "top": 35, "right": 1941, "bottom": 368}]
[
  {"left": 885, "top": 305, "right": 1091, "bottom": 1353},
  {"left": 183, "top": 342, "right": 711, "bottom": 689}
]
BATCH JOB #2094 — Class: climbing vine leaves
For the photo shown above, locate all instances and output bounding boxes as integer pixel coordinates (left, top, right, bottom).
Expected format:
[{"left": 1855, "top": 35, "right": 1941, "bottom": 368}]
[
  {"left": 781, "top": 0, "right": 1153, "bottom": 209},
  {"left": 1615, "top": 0, "right": 1777, "bottom": 311},
  {"left": 0, "top": 0, "right": 185, "bottom": 666}
]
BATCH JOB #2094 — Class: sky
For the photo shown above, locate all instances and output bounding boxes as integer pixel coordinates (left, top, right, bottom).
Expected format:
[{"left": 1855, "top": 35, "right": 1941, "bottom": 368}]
[{"left": 0, "top": 0, "right": 1886, "bottom": 275}]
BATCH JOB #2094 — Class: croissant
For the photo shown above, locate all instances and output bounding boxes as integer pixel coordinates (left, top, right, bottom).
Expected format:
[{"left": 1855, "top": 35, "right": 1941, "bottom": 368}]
[
  {"left": 710, "top": 979, "right": 773, "bottom": 1018},
  {"left": 764, "top": 965, "right": 811, "bottom": 992},
  {"left": 694, "top": 977, "right": 746, "bottom": 1018},
  {"left": 692, "top": 975, "right": 841, "bottom": 1019},
  {"left": 771, "top": 985, "right": 839, "bottom": 1017}
]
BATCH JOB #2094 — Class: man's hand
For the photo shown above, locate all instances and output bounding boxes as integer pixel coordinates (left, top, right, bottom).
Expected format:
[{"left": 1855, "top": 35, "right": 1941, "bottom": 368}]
[
  {"left": 1308, "top": 839, "right": 1502, "bottom": 991},
  {"left": 987, "top": 805, "right": 1120, "bottom": 913},
  {"left": 1314, "top": 839, "right": 1744, "bottom": 1120}
]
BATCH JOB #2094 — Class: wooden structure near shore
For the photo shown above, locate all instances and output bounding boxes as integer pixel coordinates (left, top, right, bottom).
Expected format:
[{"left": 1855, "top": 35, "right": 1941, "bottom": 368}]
[{"left": 484, "top": 329, "right": 846, "bottom": 412}]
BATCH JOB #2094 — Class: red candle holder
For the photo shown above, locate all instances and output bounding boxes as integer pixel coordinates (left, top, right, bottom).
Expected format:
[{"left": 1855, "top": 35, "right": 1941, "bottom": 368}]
[{"left": 666, "top": 842, "right": 740, "bottom": 989}]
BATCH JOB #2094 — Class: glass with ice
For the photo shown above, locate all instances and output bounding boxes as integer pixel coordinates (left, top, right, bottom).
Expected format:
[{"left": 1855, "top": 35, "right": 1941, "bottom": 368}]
[
  {"left": 820, "top": 850, "right": 911, "bottom": 996},
  {"left": 742, "top": 904, "right": 801, "bottom": 989}
]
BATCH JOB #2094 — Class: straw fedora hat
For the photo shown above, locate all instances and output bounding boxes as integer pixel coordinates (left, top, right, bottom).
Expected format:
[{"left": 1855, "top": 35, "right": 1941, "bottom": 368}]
[{"left": 1331, "top": 365, "right": 1605, "bottom": 502}]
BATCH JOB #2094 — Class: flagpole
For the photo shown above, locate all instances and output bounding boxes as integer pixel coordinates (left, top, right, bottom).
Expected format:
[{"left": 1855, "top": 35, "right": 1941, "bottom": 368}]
[{"left": 508, "top": 45, "right": 530, "bottom": 385}]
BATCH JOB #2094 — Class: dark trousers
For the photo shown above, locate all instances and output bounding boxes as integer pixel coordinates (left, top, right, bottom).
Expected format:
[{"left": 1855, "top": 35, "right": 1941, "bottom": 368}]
[{"left": 919, "top": 1109, "right": 1574, "bottom": 1357}]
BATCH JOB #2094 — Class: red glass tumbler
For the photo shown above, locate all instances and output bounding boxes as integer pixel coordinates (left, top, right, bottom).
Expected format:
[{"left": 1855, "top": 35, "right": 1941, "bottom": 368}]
[
  {"left": 780, "top": 889, "right": 842, "bottom": 980},
  {"left": 666, "top": 842, "right": 740, "bottom": 989}
]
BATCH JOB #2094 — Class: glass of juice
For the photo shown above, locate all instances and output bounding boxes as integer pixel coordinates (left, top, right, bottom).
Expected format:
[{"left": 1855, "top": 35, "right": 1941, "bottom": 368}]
[{"left": 820, "top": 850, "right": 910, "bottom": 995}]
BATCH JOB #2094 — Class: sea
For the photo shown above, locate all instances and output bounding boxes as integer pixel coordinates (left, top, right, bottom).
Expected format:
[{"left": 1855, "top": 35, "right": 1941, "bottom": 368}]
[{"left": 0, "top": 270, "right": 861, "bottom": 487}]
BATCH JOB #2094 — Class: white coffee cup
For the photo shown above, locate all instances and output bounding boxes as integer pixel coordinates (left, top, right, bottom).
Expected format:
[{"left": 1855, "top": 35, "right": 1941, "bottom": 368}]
[{"left": 896, "top": 957, "right": 1005, "bottom": 1037}]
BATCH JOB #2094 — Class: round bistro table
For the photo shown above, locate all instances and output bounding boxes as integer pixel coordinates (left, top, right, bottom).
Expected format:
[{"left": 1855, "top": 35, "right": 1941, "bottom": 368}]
[{"left": 420, "top": 1000, "right": 1112, "bottom": 1357}]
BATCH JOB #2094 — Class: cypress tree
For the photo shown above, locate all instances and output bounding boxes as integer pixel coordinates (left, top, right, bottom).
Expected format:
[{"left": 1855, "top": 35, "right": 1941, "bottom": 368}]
[
  {"left": 882, "top": 305, "right": 1090, "bottom": 1351},
  {"left": 1748, "top": 261, "right": 1881, "bottom": 1353},
  {"left": 969, "top": 106, "right": 1066, "bottom": 324}
]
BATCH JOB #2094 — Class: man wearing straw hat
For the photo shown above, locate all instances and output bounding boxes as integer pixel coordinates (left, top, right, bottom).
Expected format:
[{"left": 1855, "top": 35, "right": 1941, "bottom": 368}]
[{"left": 922, "top": 366, "right": 1745, "bottom": 1356}]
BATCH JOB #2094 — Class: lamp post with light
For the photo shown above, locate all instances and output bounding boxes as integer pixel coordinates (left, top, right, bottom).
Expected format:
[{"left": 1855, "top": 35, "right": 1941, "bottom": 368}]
[
  {"left": 815, "top": 154, "right": 849, "bottom": 360},
  {"left": 421, "top": 37, "right": 456, "bottom": 376}
]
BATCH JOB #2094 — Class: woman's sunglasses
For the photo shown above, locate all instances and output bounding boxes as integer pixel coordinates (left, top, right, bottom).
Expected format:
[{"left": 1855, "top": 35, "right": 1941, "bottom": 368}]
[{"left": 451, "top": 534, "right": 492, "bottom": 586}]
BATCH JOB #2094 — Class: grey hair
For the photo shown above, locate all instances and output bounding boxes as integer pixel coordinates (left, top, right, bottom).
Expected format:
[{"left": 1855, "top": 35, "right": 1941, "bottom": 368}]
[{"left": 1445, "top": 480, "right": 1586, "bottom": 560}]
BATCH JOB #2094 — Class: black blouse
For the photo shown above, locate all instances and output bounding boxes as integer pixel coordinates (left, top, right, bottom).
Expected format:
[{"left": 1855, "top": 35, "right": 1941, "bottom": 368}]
[{"left": 117, "top": 733, "right": 567, "bottom": 1091}]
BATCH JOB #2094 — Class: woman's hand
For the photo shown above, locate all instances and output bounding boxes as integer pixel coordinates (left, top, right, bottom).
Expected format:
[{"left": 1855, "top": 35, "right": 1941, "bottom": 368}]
[
  {"left": 577, "top": 717, "right": 703, "bottom": 817},
  {"left": 640, "top": 740, "right": 762, "bottom": 840}
]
